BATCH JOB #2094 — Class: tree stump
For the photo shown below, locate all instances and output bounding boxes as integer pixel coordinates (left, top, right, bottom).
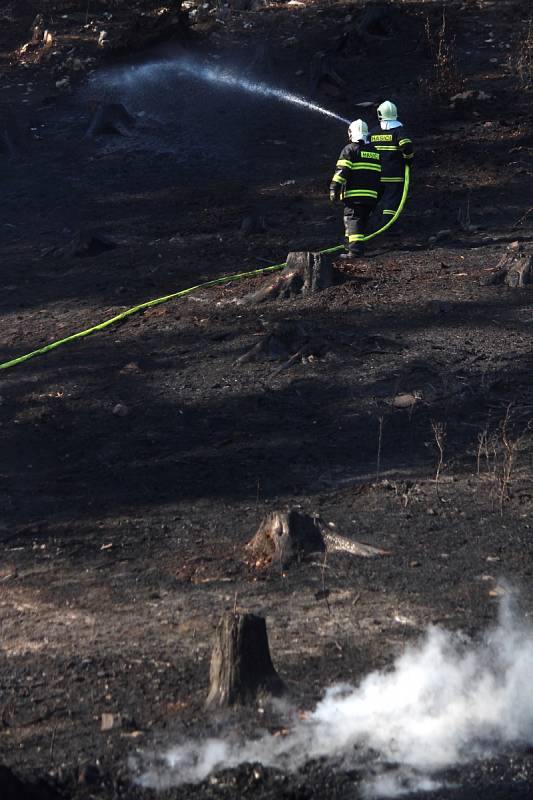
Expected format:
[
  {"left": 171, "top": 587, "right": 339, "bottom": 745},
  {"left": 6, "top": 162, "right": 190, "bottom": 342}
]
[
  {"left": 245, "top": 510, "right": 326, "bottom": 569},
  {"left": 309, "top": 51, "right": 346, "bottom": 97},
  {"left": 1, "top": 111, "right": 29, "bottom": 159},
  {"left": 31, "top": 14, "right": 46, "bottom": 44},
  {"left": 245, "top": 509, "right": 391, "bottom": 569},
  {"left": 100, "top": 7, "right": 187, "bottom": 54},
  {"left": 0, "top": 765, "right": 58, "bottom": 800},
  {"left": 356, "top": 2, "right": 396, "bottom": 39},
  {"left": 42, "top": 231, "right": 118, "bottom": 259},
  {"left": 84, "top": 103, "right": 135, "bottom": 139},
  {"left": 205, "top": 613, "right": 285, "bottom": 708},
  {"left": 239, "top": 214, "right": 266, "bottom": 237},
  {"left": 483, "top": 242, "right": 533, "bottom": 288},
  {"left": 247, "top": 43, "right": 274, "bottom": 79},
  {"left": 236, "top": 320, "right": 313, "bottom": 364},
  {"left": 238, "top": 251, "right": 333, "bottom": 304}
]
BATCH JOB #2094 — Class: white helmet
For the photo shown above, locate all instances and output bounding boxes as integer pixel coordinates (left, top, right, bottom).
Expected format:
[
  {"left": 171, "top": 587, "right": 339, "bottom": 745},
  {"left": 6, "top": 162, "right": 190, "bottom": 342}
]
[
  {"left": 348, "top": 119, "right": 368, "bottom": 142},
  {"left": 377, "top": 100, "right": 398, "bottom": 121}
]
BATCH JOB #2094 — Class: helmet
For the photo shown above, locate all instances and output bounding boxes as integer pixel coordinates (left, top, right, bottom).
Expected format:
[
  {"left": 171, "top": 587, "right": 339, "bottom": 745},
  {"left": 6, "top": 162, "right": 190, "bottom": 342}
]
[
  {"left": 348, "top": 119, "right": 368, "bottom": 142},
  {"left": 377, "top": 100, "right": 398, "bottom": 121}
]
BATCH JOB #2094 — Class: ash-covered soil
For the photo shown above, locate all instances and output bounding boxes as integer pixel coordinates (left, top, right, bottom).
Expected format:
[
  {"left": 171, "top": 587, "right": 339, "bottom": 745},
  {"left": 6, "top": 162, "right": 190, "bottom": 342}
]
[{"left": 1, "top": 0, "right": 533, "bottom": 798}]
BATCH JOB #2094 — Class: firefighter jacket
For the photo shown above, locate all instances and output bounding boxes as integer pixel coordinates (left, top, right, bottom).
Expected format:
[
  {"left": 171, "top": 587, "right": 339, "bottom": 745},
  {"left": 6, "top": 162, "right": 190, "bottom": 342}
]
[
  {"left": 330, "top": 141, "right": 381, "bottom": 205},
  {"left": 368, "top": 125, "right": 413, "bottom": 183}
]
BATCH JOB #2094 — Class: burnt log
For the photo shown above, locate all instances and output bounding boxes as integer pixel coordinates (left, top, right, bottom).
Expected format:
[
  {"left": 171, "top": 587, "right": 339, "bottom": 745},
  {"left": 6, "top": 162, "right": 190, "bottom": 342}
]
[
  {"left": 238, "top": 251, "right": 333, "bottom": 304},
  {"left": 483, "top": 242, "right": 533, "bottom": 288},
  {"left": 84, "top": 103, "right": 135, "bottom": 139},
  {"left": 206, "top": 613, "right": 285, "bottom": 708}
]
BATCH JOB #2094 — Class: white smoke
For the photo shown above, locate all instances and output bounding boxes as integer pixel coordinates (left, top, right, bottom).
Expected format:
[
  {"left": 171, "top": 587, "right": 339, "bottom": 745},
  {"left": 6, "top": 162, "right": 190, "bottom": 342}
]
[{"left": 136, "top": 597, "right": 533, "bottom": 796}]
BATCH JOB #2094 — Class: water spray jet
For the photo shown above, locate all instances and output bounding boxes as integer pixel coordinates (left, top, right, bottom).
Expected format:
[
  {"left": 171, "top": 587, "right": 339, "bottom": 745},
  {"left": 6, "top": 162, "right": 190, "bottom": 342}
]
[{"left": 92, "top": 55, "right": 351, "bottom": 126}]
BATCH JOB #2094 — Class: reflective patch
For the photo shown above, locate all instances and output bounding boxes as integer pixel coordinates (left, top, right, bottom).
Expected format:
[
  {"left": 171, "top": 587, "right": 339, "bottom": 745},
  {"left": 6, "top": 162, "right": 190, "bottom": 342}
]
[
  {"left": 380, "top": 177, "right": 404, "bottom": 183},
  {"left": 371, "top": 134, "right": 393, "bottom": 141},
  {"left": 344, "top": 189, "right": 378, "bottom": 198},
  {"left": 348, "top": 234, "right": 365, "bottom": 242},
  {"left": 337, "top": 159, "right": 381, "bottom": 170},
  {"left": 347, "top": 164, "right": 381, "bottom": 171},
  {"left": 399, "top": 138, "right": 412, "bottom": 146},
  {"left": 360, "top": 150, "right": 380, "bottom": 160},
  {"left": 383, "top": 209, "right": 396, "bottom": 215}
]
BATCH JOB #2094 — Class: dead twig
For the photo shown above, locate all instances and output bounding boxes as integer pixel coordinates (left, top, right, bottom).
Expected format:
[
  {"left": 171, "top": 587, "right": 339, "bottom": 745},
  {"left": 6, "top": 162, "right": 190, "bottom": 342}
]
[
  {"left": 512, "top": 206, "right": 533, "bottom": 230},
  {"left": 421, "top": 9, "right": 464, "bottom": 100},
  {"left": 431, "top": 420, "right": 447, "bottom": 498},
  {"left": 50, "top": 726, "right": 57, "bottom": 761},
  {"left": 376, "top": 415, "right": 385, "bottom": 481},
  {"left": 481, "top": 404, "right": 532, "bottom": 515},
  {"left": 477, "top": 412, "right": 492, "bottom": 476},
  {"left": 497, "top": 403, "right": 523, "bottom": 516},
  {"left": 271, "top": 347, "right": 308, "bottom": 376},
  {"left": 319, "top": 548, "right": 331, "bottom": 615}
]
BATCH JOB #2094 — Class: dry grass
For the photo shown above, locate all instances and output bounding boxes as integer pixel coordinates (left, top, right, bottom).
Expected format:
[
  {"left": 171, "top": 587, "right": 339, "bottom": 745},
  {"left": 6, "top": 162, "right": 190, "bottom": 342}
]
[
  {"left": 430, "top": 420, "right": 446, "bottom": 498},
  {"left": 511, "top": 18, "right": 533, "bottom": 89},
  {"left": 421, "top": 8, "right": 464, "bottom": 100},
  {"left": 477, "top": 404, "right": 532, "bottom": 516}
]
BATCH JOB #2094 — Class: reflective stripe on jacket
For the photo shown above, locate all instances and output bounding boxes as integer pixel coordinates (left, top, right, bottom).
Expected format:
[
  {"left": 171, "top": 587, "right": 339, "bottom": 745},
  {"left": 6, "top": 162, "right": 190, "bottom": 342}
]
[{"left": 330, "top": 141, "right": 381, "bottom": 204}]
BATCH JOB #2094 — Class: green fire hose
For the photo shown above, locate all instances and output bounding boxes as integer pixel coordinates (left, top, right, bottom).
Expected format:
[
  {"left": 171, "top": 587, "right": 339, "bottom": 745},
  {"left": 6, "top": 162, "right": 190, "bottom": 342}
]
[{"left": 0, "top": 165, "right": 409, "bottom": 373}]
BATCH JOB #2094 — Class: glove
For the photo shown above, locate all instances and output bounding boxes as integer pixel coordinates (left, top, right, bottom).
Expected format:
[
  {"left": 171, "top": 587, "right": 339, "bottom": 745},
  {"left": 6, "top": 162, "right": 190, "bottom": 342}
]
[{"left": 330, "top": 185, "right": 341, "bottom": 203}]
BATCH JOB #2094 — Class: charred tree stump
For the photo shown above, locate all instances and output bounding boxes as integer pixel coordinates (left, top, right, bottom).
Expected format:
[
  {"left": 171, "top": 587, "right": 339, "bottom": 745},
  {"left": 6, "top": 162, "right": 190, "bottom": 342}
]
[
  {"left": 296, "top": 250, "right": 334, "bottom": 295},
  {"left": 31, "top": 14, "right": 46, "bottom": 44},
  {"left": 247, "top": 43, "right": 274, "bottom": 79},
  {"left": 238, "top": 251, "right": 333, "bottom": 304},
  {"left": 42, "top": 231, "right": 118, "bottom": 259},
  {"left": 484, "top": 242, "right": 533, "bottom": 288},
  {"left": 0, "top": 765, "right": 58, "bottom": 800},
  {"left": 309, "top": 51, "right": 346, "bottom": 97},
  {"left": 100, "top": 6, "right": 187, "bottom": 54},
  {"left": 1, "top": 111, "right": 29, "bottom": 159},
  {"left": 246, "top": 510, "right": 325, "bottom": 568},
  {"left": 84, "top": 103, "right": 135, "bottom": 139},
  {"left": 356, "top": 2, "right": 396, "bottom": 40},
  {"left": 236, "top": 320, "right": 313, "bottom": 364},
  {"left": 245, "top": 509, "right": 391, "bottom": 569},
  {"left": 235, "top": 319, "right": 333, "bottom": 371},
  {"left": 206, "top": 613, "right": 285, "bottom": 708}
]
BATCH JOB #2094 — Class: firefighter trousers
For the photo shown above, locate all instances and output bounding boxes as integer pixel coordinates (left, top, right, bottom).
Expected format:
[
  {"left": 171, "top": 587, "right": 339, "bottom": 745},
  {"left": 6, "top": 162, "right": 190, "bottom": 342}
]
[
  {"left": 378, "top": 180, "right": 404, "bottom": 219},
  {"left": 343, "top": 202, "right": 374, "bottom": 252}
]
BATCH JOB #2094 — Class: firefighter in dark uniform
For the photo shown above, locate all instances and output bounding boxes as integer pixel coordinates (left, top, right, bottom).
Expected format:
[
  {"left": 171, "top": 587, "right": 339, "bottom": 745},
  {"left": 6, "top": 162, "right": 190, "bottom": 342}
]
[
  {"left": 368, "top": 100, "right": 413, "bottom": 224},
  {"left": 329, "top": 119, "right": 381, "bottom": 259}
]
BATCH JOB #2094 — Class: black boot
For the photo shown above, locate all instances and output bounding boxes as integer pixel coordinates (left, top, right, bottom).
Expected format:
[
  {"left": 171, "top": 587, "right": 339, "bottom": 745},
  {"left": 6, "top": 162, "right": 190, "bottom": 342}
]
[{"left": 340, "top": 246, "right": 365, "bottom": 260}]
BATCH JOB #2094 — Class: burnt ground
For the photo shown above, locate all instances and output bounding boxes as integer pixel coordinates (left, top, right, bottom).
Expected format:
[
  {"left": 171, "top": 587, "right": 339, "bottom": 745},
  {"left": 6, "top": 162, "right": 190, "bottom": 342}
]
[{"left": 1, "top": 0, "right": 533, "bottom": 798}]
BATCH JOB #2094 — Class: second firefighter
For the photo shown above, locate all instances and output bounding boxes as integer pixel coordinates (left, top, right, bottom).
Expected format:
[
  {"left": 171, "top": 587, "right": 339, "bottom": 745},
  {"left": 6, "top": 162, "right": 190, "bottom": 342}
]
[
  {"left": 330, "top": 119, "right": 381, "bottom": 259},
  {"left": 368, "top": 100, "right": 413, "bottom": 224}
]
